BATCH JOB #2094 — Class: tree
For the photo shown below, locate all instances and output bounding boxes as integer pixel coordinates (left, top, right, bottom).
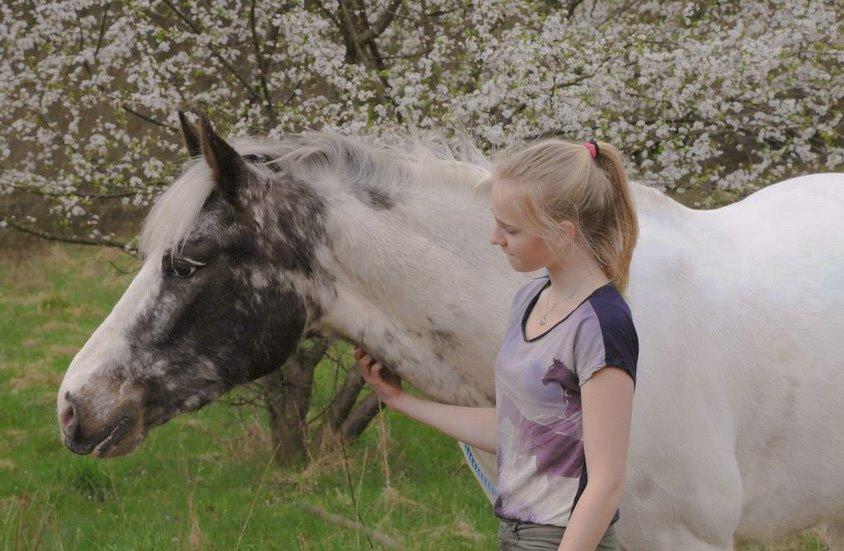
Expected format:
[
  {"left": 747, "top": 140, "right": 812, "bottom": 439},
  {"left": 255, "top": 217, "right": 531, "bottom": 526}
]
[
  {"left": 1, "top": 0, "right": 840, "bottom": 245},
  {"left": 1, "top": 0, "right": 840, "bottom": 462}
]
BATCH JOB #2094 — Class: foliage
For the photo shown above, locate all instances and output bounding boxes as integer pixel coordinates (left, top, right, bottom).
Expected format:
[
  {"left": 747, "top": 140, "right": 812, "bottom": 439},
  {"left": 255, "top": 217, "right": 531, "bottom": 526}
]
[{"left": 0, "top": 0, "right": 840, "bottom": 246}]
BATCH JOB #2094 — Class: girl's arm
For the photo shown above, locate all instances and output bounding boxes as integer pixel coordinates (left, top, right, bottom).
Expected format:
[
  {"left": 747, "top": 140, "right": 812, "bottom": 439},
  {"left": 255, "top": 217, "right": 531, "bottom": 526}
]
[
  {"left": 558, "top": 366, "right": 634, "bottom": 551},
  {"left": 354, "top": 347, "right": 498, "bottom": 454}
]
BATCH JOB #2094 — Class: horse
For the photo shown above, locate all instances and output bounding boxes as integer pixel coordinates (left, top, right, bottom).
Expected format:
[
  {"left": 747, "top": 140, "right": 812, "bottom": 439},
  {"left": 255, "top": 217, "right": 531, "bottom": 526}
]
[{"left": 56, "top": 112, "right": 844, "bottom": 550}]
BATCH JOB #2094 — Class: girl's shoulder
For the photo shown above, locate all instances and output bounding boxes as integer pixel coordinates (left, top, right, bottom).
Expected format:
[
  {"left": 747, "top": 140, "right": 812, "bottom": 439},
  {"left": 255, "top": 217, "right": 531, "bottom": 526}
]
[
  {"left": 574, "top": 285, "right": 639, "bottom": 385},
  {"left": 574, "top": 284, "right": 638, "bottom": 352},
  {"left": 585, "top": 283, "right": 634, "bottom": 325}
]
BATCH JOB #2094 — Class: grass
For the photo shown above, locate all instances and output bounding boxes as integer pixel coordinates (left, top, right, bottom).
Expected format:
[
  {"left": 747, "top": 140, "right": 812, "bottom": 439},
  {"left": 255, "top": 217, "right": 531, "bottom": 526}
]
[
  {"left": 0, "top": 244, "right": 831, "bottom": 550},
  {"left": 0, "top": 244, "right": 493, "bottom": 550}
]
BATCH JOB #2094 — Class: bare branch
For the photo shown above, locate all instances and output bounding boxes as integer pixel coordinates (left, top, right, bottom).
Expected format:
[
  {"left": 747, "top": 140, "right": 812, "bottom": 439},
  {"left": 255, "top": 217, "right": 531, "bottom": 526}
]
[
  {"left": 7, "top": 182, "right": 141, "bottom": 200},
  {"left": 302, "top": 504, "right": 402, "bottom": 549},
  {"left": 121, "top": 103, "right": 173, "bottom": 129},
  {"left": 308, "top": 0, "right": 341, "bottom": 28},
  {"left": 73, "top": 8, "right": 91, "bottom": 75},
  {"left": 3, "top": 219, "right": 133, "bottom": 253}
]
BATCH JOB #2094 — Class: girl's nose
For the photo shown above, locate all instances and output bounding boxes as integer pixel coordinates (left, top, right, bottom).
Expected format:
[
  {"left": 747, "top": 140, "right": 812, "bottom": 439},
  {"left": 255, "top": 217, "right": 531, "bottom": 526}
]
[{"left": 489, "top": 230, "right": 503, "bottom": 246}]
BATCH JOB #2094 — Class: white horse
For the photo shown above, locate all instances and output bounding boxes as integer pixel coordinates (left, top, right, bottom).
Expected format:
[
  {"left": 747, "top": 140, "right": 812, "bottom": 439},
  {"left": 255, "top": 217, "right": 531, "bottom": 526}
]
[{"left": 57, "top": 112, "right": 844, "bottom": 549}]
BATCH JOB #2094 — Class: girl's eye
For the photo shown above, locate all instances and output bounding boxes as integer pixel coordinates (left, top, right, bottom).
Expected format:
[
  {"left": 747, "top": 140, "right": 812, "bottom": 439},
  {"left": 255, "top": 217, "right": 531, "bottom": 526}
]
[{"left": 504, "top": 228, "right": 517, "bottom": 235}]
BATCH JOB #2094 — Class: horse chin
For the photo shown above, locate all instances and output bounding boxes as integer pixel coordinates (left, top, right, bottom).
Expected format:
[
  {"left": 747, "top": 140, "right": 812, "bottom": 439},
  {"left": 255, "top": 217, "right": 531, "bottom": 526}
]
[{"left": 92, "top": 416, "right": 146, "bottom": 459}]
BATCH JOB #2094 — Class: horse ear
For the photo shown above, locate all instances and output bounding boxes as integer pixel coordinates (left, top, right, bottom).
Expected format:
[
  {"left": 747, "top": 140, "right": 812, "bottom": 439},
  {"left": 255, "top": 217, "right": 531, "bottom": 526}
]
[
  {"left": 177, "top": 111, "right": 201, "bottom": 157},
  {"left": 197, "top": 114, "right": 247, "bottom": 203}
]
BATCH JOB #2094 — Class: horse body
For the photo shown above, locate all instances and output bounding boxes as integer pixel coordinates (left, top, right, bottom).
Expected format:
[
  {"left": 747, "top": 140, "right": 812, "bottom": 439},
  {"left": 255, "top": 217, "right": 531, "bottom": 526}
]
[
  {"left": 316, "top": 169, "right": 844, "bottom": 549},
  {"left": 621, "top": 173, "right": 844, "bottom": 548},
  {"left": 56, "top": 114, "right": 844, "bottom": 549}
]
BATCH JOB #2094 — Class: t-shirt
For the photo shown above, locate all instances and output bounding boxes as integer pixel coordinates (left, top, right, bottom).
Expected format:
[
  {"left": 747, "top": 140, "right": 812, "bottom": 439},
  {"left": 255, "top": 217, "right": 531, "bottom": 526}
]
[{"left": 493, "top": 271, "right": 638, "bottom": 527}]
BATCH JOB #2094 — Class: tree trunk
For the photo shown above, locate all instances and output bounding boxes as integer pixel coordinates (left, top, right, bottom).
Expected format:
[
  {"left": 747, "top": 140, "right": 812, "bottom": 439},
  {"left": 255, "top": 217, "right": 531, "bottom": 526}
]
[
  {"left": 325, "top": 367, "right": 366, "bottom": 431},
  {"left": 261, "top": 336, "right": 329, "bottom": 467},
  {"left": 340, "top": 392, "right": 388, "bottom": 442}
]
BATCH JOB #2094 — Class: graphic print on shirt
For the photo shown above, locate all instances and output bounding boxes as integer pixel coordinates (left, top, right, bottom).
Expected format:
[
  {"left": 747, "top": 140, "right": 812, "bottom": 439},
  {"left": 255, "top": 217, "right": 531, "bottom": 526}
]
[{"left": 493, "top": 275, "right": 638, "bottom": 527}]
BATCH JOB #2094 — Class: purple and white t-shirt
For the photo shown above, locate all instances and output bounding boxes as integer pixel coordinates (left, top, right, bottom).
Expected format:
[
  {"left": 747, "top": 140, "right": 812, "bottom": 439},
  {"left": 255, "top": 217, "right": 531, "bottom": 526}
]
[{"left": 493, "top": 272, "right": 638, "bottom": 527}]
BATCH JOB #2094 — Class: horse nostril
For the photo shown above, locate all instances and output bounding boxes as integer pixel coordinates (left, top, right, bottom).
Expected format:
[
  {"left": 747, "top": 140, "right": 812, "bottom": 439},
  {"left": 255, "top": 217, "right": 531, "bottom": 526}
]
[{"left": 60, "top": 403, "right": 77, "bottom": 434}]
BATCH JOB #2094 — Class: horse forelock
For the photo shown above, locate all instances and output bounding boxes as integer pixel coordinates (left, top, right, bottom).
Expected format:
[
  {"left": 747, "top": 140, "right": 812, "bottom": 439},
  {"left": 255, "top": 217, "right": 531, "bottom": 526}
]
[{"left": 138, "top": 157, "right": 213, "bottom": 261}]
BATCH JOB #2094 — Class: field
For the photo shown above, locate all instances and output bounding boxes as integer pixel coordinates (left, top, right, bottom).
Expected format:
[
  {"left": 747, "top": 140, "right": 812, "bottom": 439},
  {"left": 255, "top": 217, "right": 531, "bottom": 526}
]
[{"left": 0, "top": 244, "right": 829, "bottom": 550}]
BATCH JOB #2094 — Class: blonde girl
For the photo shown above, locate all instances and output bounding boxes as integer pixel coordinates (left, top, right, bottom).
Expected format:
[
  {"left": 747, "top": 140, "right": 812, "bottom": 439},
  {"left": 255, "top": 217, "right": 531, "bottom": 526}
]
[{"left": 356, "top": 138, "right": 639, "bottom": 551}]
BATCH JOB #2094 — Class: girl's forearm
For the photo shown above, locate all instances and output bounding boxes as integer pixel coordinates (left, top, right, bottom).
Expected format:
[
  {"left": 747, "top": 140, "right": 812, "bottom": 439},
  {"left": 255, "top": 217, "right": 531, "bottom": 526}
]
[
  {"left": 557, "top": 483, "right": 623, "bottom": 551},
  {"left": 387, "top": 393, "right": 498, "bottom": 453}
]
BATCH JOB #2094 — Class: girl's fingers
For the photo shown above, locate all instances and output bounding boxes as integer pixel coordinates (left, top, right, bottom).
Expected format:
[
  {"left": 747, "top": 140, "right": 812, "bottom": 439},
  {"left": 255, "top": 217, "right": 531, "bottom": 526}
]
[
  {"left": 354, "top": 349, "right": 391, "bottom": 389},
  {"left": 357, "top": 354, "right": 378, "bottom": 379}
]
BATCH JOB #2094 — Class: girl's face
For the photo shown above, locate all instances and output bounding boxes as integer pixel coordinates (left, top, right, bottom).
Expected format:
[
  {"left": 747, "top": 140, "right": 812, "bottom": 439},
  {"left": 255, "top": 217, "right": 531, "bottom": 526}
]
[{"left": 489, "top": 182, "right": 560, "bottom": 273}]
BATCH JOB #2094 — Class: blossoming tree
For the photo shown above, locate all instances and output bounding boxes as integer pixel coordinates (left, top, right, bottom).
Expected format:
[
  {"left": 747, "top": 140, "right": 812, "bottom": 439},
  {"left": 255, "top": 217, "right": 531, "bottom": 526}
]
[{"left": 1, "top": 0, "right": 839, "bottom": 246}]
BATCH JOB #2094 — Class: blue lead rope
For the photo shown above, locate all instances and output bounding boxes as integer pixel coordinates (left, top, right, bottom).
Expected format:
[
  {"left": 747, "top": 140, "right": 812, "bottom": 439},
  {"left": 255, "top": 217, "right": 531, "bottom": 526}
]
[{"left": 458, "top": 441, "right": 498, "bottom": 504}]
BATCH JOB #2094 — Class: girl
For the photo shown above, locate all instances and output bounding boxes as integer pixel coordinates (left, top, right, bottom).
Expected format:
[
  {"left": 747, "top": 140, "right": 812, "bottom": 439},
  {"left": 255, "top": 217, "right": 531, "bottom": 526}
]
[{"left": 355, "top": 138, "right": 638, "bottom": 551}]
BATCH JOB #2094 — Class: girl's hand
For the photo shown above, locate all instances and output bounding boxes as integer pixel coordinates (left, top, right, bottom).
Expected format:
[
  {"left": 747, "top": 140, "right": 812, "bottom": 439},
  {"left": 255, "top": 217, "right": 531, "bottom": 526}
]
[{"left": 354, "top": 346, "right": 403, "bottom": 406}]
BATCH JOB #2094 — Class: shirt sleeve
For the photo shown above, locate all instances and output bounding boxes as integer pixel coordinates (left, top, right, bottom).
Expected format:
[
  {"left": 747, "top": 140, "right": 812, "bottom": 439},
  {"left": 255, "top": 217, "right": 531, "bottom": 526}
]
[{"left": 572, "top": 306, "right": 638, "bottom": 389}]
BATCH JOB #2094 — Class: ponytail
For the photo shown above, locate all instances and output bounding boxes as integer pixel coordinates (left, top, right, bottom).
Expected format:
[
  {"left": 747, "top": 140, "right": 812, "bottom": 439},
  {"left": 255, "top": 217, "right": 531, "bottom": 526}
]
[{"left": 588, "top": 141, "right": 638, "bottom": 296}]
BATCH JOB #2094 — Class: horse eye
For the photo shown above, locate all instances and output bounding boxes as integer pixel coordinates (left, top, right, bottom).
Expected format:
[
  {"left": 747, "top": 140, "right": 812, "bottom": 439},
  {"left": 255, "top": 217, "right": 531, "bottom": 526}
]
[
  {"left": 171, "top": 260, "right": 197, "bottom": 278},
  {"left": 243, "top": 154, "right": 269, "bottom": 163},
  {"left": 164, "top": 256, "right": 204, "bottom": 279},
  {"left": 162, "top": 250, "right": 208, "bottom": 279}
]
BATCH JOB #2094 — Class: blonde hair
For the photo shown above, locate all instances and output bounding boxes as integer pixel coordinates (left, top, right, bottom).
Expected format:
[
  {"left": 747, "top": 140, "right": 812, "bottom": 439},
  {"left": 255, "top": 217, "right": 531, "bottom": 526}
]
[{"left": 476, "top": 138, "right": 639, "bottom": 296}]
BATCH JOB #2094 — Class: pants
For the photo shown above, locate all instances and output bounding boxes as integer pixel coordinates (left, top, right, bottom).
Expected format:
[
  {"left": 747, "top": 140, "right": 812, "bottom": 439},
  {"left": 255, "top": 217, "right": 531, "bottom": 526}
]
[{"left": 498, "top": 518, "right": 619, "bottom": 550}]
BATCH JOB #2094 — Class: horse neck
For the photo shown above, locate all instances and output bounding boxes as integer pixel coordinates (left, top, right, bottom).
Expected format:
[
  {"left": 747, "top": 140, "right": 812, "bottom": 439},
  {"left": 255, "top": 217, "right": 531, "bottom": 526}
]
[
  {"left": 327, "top": 161, "right": 504, "bottom": 321},
  {"left": 317, "top": 161, "right": 516, "bottom": 404}
]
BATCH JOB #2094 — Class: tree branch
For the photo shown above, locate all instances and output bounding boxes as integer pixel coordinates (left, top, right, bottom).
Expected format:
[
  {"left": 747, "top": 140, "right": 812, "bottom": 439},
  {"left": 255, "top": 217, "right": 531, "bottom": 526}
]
[
  {"left": 249, "top": 0, "right": 277, "bottom": 125},
  {"left": 360, "top": 0, "right": 402, "bottom": 43},
  {"left": 93, "top": 3, "right": 112, "bottom": 70},
  {"left": 565, "top": 0, "right": 585, "bottom": 19},
  {"left": 324, "top": 368, "right": 366, "bottom": 431},
  {"left": 120, "top": 103, "right": 173, "bottom": 129},
  {"left": 302, "top": 504, "right": 402, "bottom": 549},
  {"left": 3, "top": 219, "right": 133, "bottom": 253},
  {"left": 7, "top": 182, "right": 141, "bottom": 200},
  {"left": 159, "top": 0, "right": 264, "bottom": 107},
  {"left": 339, "top": 392, "right": 387, "bottom": 442}
]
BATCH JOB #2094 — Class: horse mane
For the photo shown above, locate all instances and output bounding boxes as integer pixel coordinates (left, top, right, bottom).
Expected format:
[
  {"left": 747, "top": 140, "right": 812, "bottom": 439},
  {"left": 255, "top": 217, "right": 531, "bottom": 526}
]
[
  {"left": 138, "top": 128, "right": 492, "bottom": 260},
  {"left": 138, "top": 127, "right": 678, "bottom": 261}
]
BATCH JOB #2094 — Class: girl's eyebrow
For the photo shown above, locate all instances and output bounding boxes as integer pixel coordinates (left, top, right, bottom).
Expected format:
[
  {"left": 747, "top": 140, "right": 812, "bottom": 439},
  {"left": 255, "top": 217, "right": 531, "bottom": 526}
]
[{"left": 490, "top": 210, "right": 516, "bottom": 226}]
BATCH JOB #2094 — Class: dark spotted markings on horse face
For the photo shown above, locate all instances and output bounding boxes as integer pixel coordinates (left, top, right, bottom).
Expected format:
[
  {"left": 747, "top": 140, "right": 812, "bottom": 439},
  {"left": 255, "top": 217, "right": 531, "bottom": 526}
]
[{"left": 56, "top": 112, "right": 338, "bottom": 458}]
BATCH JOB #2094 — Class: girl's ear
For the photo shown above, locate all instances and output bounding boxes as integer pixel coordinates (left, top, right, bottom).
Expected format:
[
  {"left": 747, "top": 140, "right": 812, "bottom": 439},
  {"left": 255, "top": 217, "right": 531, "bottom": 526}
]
[{"left": 551, "top": 221, "right": 577, "bottom": 251}]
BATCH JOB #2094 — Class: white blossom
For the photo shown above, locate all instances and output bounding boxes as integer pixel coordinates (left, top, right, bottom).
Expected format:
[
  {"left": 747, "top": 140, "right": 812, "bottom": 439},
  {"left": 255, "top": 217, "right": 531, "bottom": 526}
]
[{"left": 0, "top": 0, "right": 839, "bottom": 246}]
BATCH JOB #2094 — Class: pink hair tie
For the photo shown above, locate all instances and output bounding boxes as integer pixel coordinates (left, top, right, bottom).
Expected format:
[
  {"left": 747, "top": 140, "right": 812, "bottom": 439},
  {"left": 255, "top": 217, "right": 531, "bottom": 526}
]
[{"left": 584, "top": 140, "right": 599, "bottom": 159}]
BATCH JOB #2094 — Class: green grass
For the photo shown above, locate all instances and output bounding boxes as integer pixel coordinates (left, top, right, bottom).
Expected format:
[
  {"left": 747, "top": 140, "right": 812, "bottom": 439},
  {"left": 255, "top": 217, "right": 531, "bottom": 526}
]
[
  {"left": 0, "top": 244, "right": 830, "bottom": 550},
  {"left": 0, "top": 245, "right": 494, "bottom": 550}
]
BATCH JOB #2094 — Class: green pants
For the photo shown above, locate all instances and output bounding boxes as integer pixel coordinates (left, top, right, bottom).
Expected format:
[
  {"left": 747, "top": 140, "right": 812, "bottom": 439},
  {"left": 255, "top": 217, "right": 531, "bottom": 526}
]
[{"left": 497, "top": 518, "right": 619, "bottom": 550}]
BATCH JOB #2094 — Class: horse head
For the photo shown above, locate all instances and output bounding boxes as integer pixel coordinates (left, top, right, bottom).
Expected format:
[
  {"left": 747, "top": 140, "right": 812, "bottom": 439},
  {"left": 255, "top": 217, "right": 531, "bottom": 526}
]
[{"left": 56, "top": 112, "right": 331, "bottom": 457}]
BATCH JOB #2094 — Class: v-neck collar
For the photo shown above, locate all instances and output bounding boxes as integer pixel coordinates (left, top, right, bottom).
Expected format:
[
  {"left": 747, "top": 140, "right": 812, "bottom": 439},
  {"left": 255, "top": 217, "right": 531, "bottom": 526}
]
[{"left": 521, "top": 278, "right": 613, "bottom": 343}]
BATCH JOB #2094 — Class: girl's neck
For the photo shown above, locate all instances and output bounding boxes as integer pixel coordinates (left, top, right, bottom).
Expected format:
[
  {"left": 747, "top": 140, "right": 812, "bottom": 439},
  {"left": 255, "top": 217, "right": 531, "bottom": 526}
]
[{"left": 544, "top": 246, "right": 610, "bottom": 301}]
